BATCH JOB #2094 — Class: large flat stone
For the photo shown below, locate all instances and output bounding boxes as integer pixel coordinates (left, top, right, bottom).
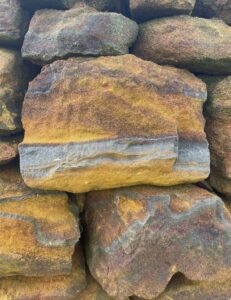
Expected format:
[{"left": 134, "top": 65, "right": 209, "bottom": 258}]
[
  {"left": 0, "top": 163, "right": 80, "bottom": 277},
  {"left": 130, "top": 0, "right": 196, "bottom": 23},
  {"left": 133, "top": 16, "right": 231, "bottom": 75},
  {"left": 0, "top": 244, "right": 86, "bottom": 300},
  {"left": 22, "top": 5, "right": 138, "bottom": 65},
  {"left": 85, "top": 185, "right": 231, "bottom": 299},
  {"left": 194, "top": 0, "right": 231, "bottom": 25},
  {"left": 202, "top": 75, "right": 231, "bottom": 197},
  {"left": 0, "top": 48, "right": 30, "bottom": 135},
  {"left": 0, "top": 0, "right": 29, "bottom": 45},
  {"left": 19, "top": 55, "right": 209, "bottom": 193}
]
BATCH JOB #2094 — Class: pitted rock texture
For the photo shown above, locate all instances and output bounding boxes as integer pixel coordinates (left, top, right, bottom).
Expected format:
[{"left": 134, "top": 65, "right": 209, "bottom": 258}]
[
  {"left": 19, "top": 54, "right": 209, "bottom": 193},
  {"left": 0, "top": 0, "right": 28, "bottom": 45},
  {"left": 0, "top": 244, "right": 86, "bottom": 300},
  {"left": 132, "top": 274, "right": 231, "bottom": 300},
  {"left": 203, "top": 76, "right": 231, "bottom": 197},
  {"left": 194, "top": 0, "right": 231, "bottom": 25},
  {"left": 130, "top": 0, "right": 196, "bottom": 23},
  {"left": 0, "top": 134, "right": 22, "bottom": 165},
  {"left": 0, "top": 48, "right": 30, "bottom": 135},
  {"left": 22, "top": 6, "right": 138, "bottom": 65},
  {"left": 85, "top": 0, "right": 127, "bottom": 13},
  {"left": 76, "top": 273, "right": 123, "bottom": 300},
  {"left": 21, "top": 0, "right": 78, "bottom": 10},
  {"left": 0, "top": 163, "right": 80, "bottom": 277},
  {"left": 133, "top": 16, "right": 231, "bottom": 75},
  {"left": 85, "top": 185, "right": 231, "bottom": 299}
]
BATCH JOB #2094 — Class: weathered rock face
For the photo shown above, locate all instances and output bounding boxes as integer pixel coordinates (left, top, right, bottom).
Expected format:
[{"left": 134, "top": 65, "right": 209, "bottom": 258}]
[
  {"left": 19, "top": 55, "right": 209, "bottom": 193},
  {"left": 132, "top": 274, "right": 231, "bottom": 300},
  {"left": 133, "top": 16, "right": 231, "bottom": 75},
  {"left": 85, "top": 185, "right": 231, "bottom": 299},
  {"left": 130, "top": 0, "right": 196, "bottom": 23},
  {"left": 0, "top": 48, "right": 30, "bottom": 135},
  {"left": 0, "top": 134, "right": 22, "bottom": 165},
  {"left": 203, "top": 76, "right": 231, "bottom": 197},
  {"left": 76, "top": 273, "right": 120, "bottom": 300},
  {"left": 21, "top": 0, "right": 78, "bottom": 10},
  {"left": 0, "top": 244, "right": 86, "bottom": 300},
  {"left": 194, "top": 0, "right": 231, "bottom": 25},
  {"left": 0, "top": 163, "right": 80, "bottom": 277},
  {"left": 22, "top": 6, "right": 138, "bottom": 65},
  {"left": 0, "top": 0, "right": 28, "bottom": 46},
  {"left": 85, "top": 0, "right": 127, "bottom": 13}
]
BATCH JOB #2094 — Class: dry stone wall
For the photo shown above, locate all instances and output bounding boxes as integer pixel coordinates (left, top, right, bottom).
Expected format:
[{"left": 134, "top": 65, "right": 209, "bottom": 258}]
[{"left": 0, "top": 0, "right": 231, "bottom": 299}]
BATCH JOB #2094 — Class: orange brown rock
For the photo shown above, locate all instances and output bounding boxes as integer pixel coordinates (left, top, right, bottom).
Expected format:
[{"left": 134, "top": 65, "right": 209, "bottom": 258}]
[
  {"left": 0, "top": 163, "right": 80, "bottom": 277},
  {"left": 19, "top": 55, "right": 209, "bottom": 193},
  {"left": 0, "top": 134, "right": 22, "bottom": 165},
  {"left": 85, "top": 185, "right": 231, "bottom": 299},
  {"left": 0, "top": 244, "right": 86, "bottom": 300},
  {"left": 133, "top": 16, "right": 231, "bottom": 75}
]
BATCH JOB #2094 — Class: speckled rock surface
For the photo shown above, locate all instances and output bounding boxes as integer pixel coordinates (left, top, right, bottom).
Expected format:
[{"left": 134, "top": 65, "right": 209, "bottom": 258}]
[
  {"left": 133, "top": 16, "right": 231, "bottom": 75},
  {"left": 130, "top": 0, "right": 196, "bottom": 23},
  {"left": 0, "top": 244, "right": 86, "bottom": 300},
  {"left": 132, "top": 273, "right": 231, "bottom": 300},
  {"left": 19, "top": 54, "right": 209, "bottom": 193},
  {"left": 0, "top": 48, "right": 30, "bottom": 135},
  {"left": 22, "top": 5, "right": 138, "bottom": 65},
  {"left": 21, "top": 0, "right": 78, "bottom": 10},
  {"left": 85, "top": 0, "right": 127, "bottom": 13},
  {"left": 85, "top": 185, "right": 231, "bottom": 299},
  {"left": 0, "top": 163, "right": 80, "bottom": 277},
  {"left": 194, "top": 0, "right": 231, "bottom": 25},
  {"left": 0, "top": 134, "right": 22, "bottom": 165},
  {"left": 202, "top": 76, "right": 231, "bottom": 197},
  {"left": 0, "top": 0, "right": 28, "bottom": 45}
]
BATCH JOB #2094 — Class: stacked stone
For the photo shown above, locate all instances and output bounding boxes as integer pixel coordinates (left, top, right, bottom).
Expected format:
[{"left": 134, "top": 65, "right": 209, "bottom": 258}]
[{"left": 0, "top": 0, "right": 231, "bottom": 299}]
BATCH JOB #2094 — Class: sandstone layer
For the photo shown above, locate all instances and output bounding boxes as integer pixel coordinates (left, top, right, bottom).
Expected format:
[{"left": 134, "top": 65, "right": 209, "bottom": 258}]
[
  {"left": 0, "top": 0, "right": 28, "bottom": 45},
  {"left": 19, "top": 54, "right": 209, "bottom": 193},
  {"left": 203, "top": 75, "right": 231, "bottom": 197},
  {"left": 194, "top": 0, "right": 231, "bottom": 25},
  {"left": 0, "top": 48, "right": 30, "bottom": 135},
  {"left": 22, "top": 6, "right": 138, "bottom": 65},
  {"left": 0, "top": 163, "right": 80, "bottom": 277},
  {"left": 0, "top": 244, "right": 86, "bottom": 300},
  {"left": 85, "top": 185, "right": 231, "bottom": 299},
  {"left": 133, "top": 16, "right": 231, "bottom": 75},
  {"left": 130, "top": 0, "right": 196, "bottom": 23},
  {"left": 0, "top": 134, "right": 22, "bottom": 165}
]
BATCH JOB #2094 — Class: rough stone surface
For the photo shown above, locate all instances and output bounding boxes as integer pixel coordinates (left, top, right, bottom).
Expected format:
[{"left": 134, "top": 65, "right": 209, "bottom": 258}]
[
  {"left": 0, "top": 163, "right": 80, "bottom": 277},
  {"left": 0, "top": 244, "right": 86, "bottom": 300},
  {"left": 85, "top": 185, "right": 231, "bottom": 299},
  {"left": 21, "top": 0, "right": 78, "bottom": 10},
  {"left": 22, "top": 6, "right": 138, "bottom": 65},
  {"left": 132, "top": 274, "right": 231, "bottom": 300},
  {"left": 19, "top": 54, "right": 209, "bottom": 193},
  {"left": 130, "top": 0, "right": 196, "bottom": 23},
  {"left": 133, "top": 16, "right": 231, "bottom": 75},
  {"left": 203, "top": 76, "right": 231, "bottom": 197},
  {"left": 85, "top": 0, "right": 127, "bottom": 13},
  {"left": 0, "top": 134, "right": 22, "bottom": 165},
  {"left": 194, "top": 0, "right": 231, "bottom": 25},
  {"left": 75, "top": 273, "right": 122, "bottom": 300},
  {"left": 0, "top": 0, "right": 29, "bottom": 45},
  {"left": 0, "top": 48, "right": 30, "bottom": 135}
]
